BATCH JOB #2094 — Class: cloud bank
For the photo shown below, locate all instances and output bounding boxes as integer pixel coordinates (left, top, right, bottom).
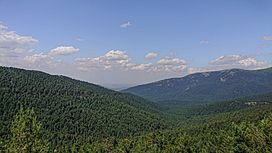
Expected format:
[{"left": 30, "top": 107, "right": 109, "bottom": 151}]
[
  {"left": 0, "top": 23, "right": 270, "bottom": 85},
  {"left": 188, "top": 55, "right": 268, "bottom": 74},
  {"left": 75, "top": 50, "right": 186, "bottom": 73},
  {"left": 49, "top": 46, "right": 79, "bottom": 56}
]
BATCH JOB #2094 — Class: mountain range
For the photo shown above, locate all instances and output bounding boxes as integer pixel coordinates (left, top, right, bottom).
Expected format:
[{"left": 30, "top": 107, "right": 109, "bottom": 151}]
[{"left": 123, "top": 67, "right": 272, "bottom": 105}]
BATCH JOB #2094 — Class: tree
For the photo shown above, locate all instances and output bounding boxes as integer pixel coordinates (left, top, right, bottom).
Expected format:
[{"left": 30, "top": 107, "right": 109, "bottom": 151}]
[{"left": 7, "top": 108, "right": 48, "bottom": 153}]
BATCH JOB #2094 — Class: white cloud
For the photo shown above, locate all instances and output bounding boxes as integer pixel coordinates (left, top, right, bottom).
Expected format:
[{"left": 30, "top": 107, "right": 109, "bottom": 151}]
[
  {"left": 238, "top": 58, "right": 262, "bottom": 67},
  {"left": 75, "top": 50, "right": 187, "bottom": 73},
  {"left": 145, "top": 52, "right": 158, "bottom": 60},
  {"left": 155, "top": 57, "right": 187, "bottom": 72},
  {"left": 210, "top": 55, "right": 241, "bottom": 65},
  {"left": 0, "top": 23, "right": 38, "bottom": 67},
  {"left": 48, "top": 46, "right": 79, "bottom": 56},
  {"left": 200, "top": 40, "right": 209, "bottom": 44},
  {"left": 187, "top": 67, "right": 212, "bottom": 74},
  {"left": 24, "top": 53, "right": 50, "bottom": 64},
  {"left": 104, "top": 50, "right": 129, "bottom": 61},
  {"left": 76, "top": 57, "right": 112, "bottom": 70},
  {"left": 0, "top": 23, "right": 38, "bottom": 55},
  {"left": 23, "top": 46, "right": 79, "bottom": 65},
  {"left": 157, "top": 57, "right": 182, "bottom": 65},
  {"left": 263, "top": 36, "right": 272, "bottom": 41},
  {"left": 75, "top": 50, "right": 130, "bottom": 70},
  {"left": 0, "top": 24, "right": 38, "bottom": 49},
  {"left": 187, "top": 55, "right": 269, "bottom": 75},
  {"left": 209, "top": 55, "right": 266, "bottom": 68},
  {"left": 0, "top": 24, "right": 79, "bottom": 67},
  {"left": 127, "top": 63, "right": 152, "bottom": 71},
  {"left": 120, "top": 21, "right": 131, "bottom": 28}
]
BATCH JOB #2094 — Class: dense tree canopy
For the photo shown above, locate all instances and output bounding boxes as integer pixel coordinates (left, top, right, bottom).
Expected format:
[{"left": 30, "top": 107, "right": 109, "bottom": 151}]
[
  {"left": 0, "top": 67, "right": 169, "bottom": 148},
  {"left": 1, "top": 66, "right": 272, "bottom": 152}
]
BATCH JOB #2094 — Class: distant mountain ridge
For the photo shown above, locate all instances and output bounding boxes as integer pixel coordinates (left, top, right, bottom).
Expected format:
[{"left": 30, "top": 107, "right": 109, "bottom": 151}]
[{"left": 123, "top": 67, "right": 272, "bottom": 104}]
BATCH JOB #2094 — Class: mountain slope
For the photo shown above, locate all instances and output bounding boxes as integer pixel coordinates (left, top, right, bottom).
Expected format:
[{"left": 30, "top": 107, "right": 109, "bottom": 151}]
[
  {"left": 123, "top": 67, "right": 272, "bottom": 104},
  {"left": 168, "top": 92, "right": 272, "bottom": 118},
  {"left": 75, "top": 92, "right": 272, "bottom": 152},
  {"left": 0, "top": 67, "right": 168, "bottom": 145}
]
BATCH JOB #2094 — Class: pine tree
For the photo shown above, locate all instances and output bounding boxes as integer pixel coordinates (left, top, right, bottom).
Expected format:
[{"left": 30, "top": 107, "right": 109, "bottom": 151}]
[{"left": 7, "top": 108, "right": 48, "bottom": 153}]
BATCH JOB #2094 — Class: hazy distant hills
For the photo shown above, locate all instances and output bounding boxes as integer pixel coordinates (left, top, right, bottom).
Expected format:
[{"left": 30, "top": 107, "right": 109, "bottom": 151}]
[
  {"left": 0, "top": 66, "right": 167, "bottom": 143},
  {"left": 123, "top": 67, "right": 272, "bottom": 105}
]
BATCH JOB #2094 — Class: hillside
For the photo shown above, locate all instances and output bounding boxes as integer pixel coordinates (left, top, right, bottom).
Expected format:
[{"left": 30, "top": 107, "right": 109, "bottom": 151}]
[
  {"left": 167, "top": 92, "right": 272, "bottom": 118},
  {"left": 70, "top": 92, "right": 272, "bottom": 152},
  {"left": 0, "top": 67, "right": 168, "bottom": 145},
  {"left": 123, "top": 67, "right": 272, "bottom": 104},
  {"left": 2, "top": 67, "right": 272, "bottom": 152}
]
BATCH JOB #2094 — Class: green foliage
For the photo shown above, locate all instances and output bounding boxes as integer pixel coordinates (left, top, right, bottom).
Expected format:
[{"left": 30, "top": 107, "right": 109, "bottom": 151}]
[
  {"left": 2, "top": 66, "right": 272, "bottom": 152},
  {"left": 6, "top": 108, "right": 48, "bottom": 153},
  {"left": 166, "top": 92, "right": 272, "bottom": 118},
  {"left": 82, "top": 113, "right": 272, "bottom": 153},
  {"left": 3, "top": 106, "right": 271, "bottom": 152},
  {"left": 0, "top": 66, "right": 169, "bottom": 149}
]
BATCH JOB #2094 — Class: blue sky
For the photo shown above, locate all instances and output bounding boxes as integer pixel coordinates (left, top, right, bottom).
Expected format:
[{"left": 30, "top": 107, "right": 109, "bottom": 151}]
[{"left": 0, "top": 0, "right": 272, "bottom": 87}]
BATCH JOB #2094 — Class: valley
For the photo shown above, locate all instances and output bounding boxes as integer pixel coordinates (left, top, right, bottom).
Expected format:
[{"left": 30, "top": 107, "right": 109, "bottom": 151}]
[{"left": 1, "top": 66, "right": 272, "bottom": 152}]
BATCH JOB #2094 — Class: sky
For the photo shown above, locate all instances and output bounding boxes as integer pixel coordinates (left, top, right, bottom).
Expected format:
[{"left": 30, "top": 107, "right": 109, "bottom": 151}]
[{"left": 0, "top": 0, "right": 272, "bottom": 88}]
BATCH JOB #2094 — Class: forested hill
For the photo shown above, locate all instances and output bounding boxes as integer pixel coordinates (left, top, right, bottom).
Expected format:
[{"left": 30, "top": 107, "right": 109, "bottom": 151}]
[
  {"left": 168, "top": 92, "right": 272, "bottom": 118},
  {"left": 0, "top": 66, "right": 168, "bottom": 145},
  {"left": 2, "top": 66, "right": 272, "bottom": 152},
  {"left": 123, "top": 67, "right": 272, "bottom": 104}
]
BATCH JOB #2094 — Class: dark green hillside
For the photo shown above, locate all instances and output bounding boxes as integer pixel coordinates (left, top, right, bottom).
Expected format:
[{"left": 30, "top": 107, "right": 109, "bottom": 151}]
[
  {"left": 0, "top": 67, "right": 168, "bottom": 145},
  {"left": 2, "top": 66, "right": 272, "bottom": 152},
  {"left": 123, "top": 67, "right": 272, "bottom": 105},
  {"left": 81, "top": 91, "right": 272, "bottom": 152},
  {"left": 167, "top": 92, "right": 272, "bottom": 118},
  {"left": 73, "top": 97, "right": 272, "bottom": 152}
]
